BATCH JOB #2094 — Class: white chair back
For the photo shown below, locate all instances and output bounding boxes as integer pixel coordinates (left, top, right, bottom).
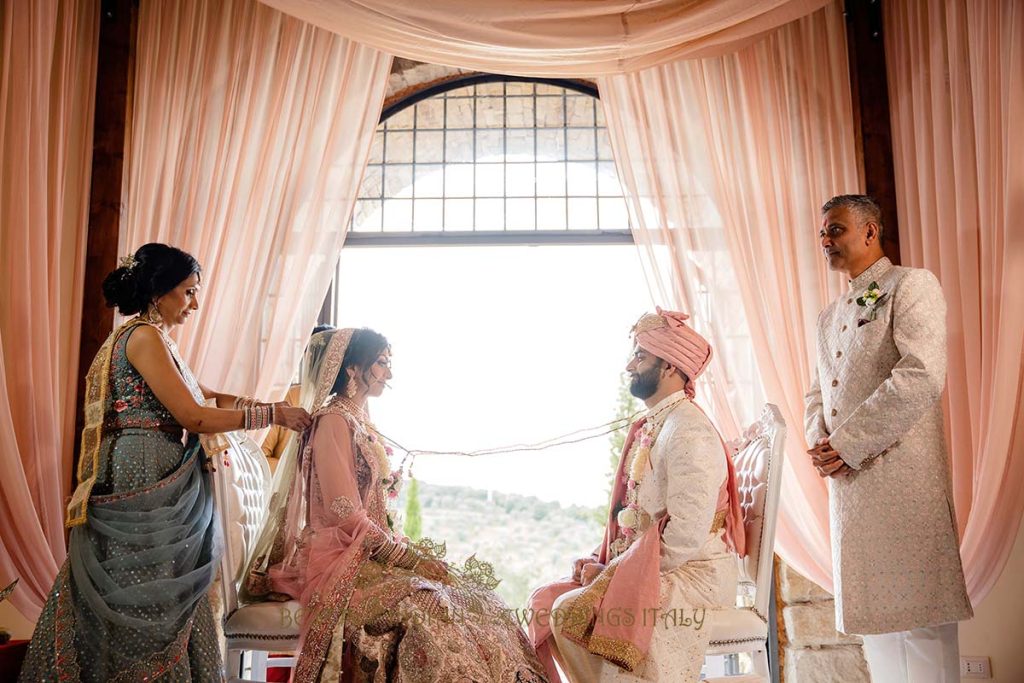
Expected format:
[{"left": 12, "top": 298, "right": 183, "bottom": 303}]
[
  {"left": 209, "top": 430, "right": 273, "bottom": 616},
  {"left": 730, "top": 403, "right": 786, "bottom": 621}
]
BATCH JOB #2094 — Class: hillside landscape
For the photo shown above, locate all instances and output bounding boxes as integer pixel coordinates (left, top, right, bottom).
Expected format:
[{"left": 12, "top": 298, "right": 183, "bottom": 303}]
[{"left": 396, "top": 481, "right": 605, "bottom": 609}]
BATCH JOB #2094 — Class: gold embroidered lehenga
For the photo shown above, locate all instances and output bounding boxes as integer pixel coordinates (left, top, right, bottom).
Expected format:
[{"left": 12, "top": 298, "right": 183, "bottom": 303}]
[{"left": 242, "top": 329, "right": 547, "bottom": 682}]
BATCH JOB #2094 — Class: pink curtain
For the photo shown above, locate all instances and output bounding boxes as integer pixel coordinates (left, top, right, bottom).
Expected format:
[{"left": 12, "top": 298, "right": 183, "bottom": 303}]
[
  {"left": 599, "top": 1, "right": 857, "bottom": 590},
  {"left": 884, "top": 0, "right": 1024, "bottom": 603},
  {"left": 121, "top": 0, "right": 391, "bottom": 399},
  {"left": 260, "top": 0, "right": 830, "bottom": 76},
  {"left": 596, "top": 77, "right": 753, "bottom": 443},
  {"left": 0, "top": 0, "right": 99, "bottom": 618}
]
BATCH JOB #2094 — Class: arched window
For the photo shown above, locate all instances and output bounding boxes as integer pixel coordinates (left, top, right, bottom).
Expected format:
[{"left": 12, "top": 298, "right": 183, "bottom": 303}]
[{"left": 346, "top": 76, "right": 632, "bottom": 245}]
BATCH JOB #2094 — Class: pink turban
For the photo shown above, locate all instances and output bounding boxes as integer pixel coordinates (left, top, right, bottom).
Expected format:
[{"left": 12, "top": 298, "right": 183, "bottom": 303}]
[{"left": 632, "top": 307, "right": 713, "bottom": 398}]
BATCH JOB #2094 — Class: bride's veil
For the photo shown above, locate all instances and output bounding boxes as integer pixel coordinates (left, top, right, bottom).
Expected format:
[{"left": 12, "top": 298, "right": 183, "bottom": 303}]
[{"left": 240, "top": 327, "right": 354, "bottom": 602}]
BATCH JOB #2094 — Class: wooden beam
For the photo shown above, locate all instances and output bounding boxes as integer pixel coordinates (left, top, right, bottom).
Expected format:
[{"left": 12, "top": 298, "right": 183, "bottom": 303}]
[
  {"left": 844, "top": 0, "right": 901, "bottom": 264},
  {"left": 73, "top": 0, "right": 136, "bottom": 476}
]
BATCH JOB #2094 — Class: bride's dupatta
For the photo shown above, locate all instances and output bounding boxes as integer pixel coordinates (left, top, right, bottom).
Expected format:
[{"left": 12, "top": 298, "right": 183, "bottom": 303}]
[
  {"left": 242, "top": 329, "right": 354, "bottom": 599},
  {"left": 282, "top": 410, "right": 382, "bottom": 681},
  {"left": 242, "top": 329, "right": 367, "bottom": 679}
]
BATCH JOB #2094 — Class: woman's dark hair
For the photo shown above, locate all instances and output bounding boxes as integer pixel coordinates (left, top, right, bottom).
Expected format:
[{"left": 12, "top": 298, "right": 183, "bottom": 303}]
[
  {"left": 331, "top": 328, "right": 389, "bottom": 397},
  {"left": 101, "top": 243, "right": 202, "bottom": 315}
]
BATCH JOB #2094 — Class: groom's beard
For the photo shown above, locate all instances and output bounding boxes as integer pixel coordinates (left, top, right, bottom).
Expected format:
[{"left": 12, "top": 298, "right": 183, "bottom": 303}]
[{"left": 629, "top": 364, "right": 661, "bottom": 400}]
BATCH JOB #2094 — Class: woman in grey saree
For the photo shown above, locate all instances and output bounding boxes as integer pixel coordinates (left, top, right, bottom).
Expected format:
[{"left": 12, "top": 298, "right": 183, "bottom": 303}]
[
  {"left": 242, "top": 328, "right": 547, "bottom": 682},
  {"left": 19, "top": 244, "right": 310, "bottom": 682}
]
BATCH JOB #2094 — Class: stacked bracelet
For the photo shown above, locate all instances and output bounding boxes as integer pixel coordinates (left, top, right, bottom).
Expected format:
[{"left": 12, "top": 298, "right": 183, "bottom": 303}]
[
  {"left": 372, "top": 540, "right": 419, "bottom": 570},
  {"left": 397, "top": 546, "right": 421, "bottom": 571},
  {"left": 243, "top": 404, "right": 274, "bottom": 430},
  {"left": 233, "top": 396, "right": 258, "bottom": 410},
  {"left": 378, "top": 541, "right": 406, "bottom": 565}
]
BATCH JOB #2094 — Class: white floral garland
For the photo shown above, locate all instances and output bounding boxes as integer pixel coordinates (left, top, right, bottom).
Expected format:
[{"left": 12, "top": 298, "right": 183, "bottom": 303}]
[{"left": 615, "top": 396, "right": 688, "bottom": 540}]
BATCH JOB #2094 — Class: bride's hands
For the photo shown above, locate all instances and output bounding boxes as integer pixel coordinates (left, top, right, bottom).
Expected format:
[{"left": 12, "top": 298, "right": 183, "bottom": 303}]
[
  {"left": 273, "top": 403, "right": 312, "bottom": 432},
  {"left": 418, "top": 558, "right": 450, "bottom": 583}
]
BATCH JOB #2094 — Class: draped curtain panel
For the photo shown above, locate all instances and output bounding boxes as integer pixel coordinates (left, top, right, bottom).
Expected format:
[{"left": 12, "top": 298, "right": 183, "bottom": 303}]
[
  {"left": 0, "top": 0, "right": 99, "bottom": 618},
  {"left": 597, "top": 65, "right": 755, "bottom": 444},
  {"left": 259, "top": 0, "right": 830, "bottom": 76},
  {"left": 11, "top": 0, "right": 1019, "bottom": 624},
  {"left": 599, "top": 1, "right": 856, "bottom": 591},
  {"left": 121, "top": 0, "right": 392, "bottom": 400},
  {"left": 884, "top": 0, "right": 1024, "bottom": 604}
]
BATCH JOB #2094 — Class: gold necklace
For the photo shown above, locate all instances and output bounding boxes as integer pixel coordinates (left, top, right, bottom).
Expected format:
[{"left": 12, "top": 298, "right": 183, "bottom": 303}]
[{"left": 335, "top": 395, "right": 368, "bottom": 420}]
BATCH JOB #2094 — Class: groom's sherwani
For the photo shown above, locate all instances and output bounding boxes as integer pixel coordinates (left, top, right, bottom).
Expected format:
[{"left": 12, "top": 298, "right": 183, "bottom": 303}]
[
  {"left": 805, "top": 257, "right": 972, "bottom": 635},
  {"left": 549, "top": 392, "right": 737, "bottom": 682}
]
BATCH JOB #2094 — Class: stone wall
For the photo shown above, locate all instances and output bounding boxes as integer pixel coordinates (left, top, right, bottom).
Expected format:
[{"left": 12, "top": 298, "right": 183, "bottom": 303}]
[
  {"left": 778, "top": 561, "right": 870, "bottom": 683},
  {"left": 384, "top": 58, "right": 598, "bottom": 108},
  {"left": 386, "top": 58, "right": 472, "bottom": 103}
]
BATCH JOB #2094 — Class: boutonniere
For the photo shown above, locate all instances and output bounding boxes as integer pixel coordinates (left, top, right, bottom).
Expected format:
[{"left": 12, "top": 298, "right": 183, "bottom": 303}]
[{"left": 855, "top": 281, "right": 889, "bottom": 326}]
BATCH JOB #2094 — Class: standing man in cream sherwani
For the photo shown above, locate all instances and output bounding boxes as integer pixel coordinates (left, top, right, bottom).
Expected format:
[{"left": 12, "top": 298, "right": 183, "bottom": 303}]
[
  {"left": 805, "top": 194, "right": 973, "bottom": 682},
  {"left": 529, "top": 309, "right": 745, "bottom": 682}
]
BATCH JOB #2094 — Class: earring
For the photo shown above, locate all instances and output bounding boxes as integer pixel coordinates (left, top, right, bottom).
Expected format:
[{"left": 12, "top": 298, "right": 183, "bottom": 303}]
[
  {"left": 345, "top": 379, "right": 357, "bottom": 398},
  {"left": 141, "top": 305, "right": 162, "bottom": 324}
]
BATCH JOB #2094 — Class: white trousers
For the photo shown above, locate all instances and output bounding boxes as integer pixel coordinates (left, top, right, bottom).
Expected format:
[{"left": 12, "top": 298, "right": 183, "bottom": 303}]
[
  {"left": 860, "top": 622, "right": 959, "bottom": 683},
  {"left": 549, "top": 587, "right": 710, "bottom": 683},
  {"left": 548, "top": 553, "right": 735, "bottom": 683}
]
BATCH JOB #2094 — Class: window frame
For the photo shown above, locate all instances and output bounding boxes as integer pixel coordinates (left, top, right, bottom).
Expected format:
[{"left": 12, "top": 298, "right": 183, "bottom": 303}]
[{"left": 344, "top": 73, "right": 634, "bottom": 248}]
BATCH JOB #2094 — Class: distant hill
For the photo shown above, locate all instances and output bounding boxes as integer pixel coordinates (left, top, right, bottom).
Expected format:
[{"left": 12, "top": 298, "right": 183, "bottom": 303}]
[{"left": 395, "top": 481, "right": 605, "bottom": 609}]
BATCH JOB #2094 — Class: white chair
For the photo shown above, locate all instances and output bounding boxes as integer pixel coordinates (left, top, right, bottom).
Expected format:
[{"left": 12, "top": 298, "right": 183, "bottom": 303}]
[
  {"left": 208, "top": 430, "right": 300, "bottom": 682},
  {"left": 704, "top": 403, "right": 786, "bottom": 682}
]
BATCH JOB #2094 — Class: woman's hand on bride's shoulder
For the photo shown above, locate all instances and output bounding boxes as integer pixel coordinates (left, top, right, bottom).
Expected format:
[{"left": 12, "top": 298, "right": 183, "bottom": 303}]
[{"left": 273, "top": 403, "right": 312, "bottom": 432}]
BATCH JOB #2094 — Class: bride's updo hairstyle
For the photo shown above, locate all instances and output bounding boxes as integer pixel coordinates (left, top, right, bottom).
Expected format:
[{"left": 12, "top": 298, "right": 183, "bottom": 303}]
[
  {"left": 101, "top": 243, "right": 202, "bottom": 315},
  {"left": 332, "top": 328, "right": 389, "bottom": 397}
]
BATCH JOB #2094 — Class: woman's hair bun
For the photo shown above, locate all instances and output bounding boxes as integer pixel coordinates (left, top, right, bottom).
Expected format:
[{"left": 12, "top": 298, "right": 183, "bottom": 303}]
[
  {"left": 100, "top": 243, "right": 202, "bottom": 316},
  {"left": 101, "top": 265, "right": 146, "bottom": 315}
]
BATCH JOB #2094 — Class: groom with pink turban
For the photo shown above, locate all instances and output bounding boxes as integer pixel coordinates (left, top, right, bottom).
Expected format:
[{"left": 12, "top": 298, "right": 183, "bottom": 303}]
[{"left": 528, "top": 308, "right": 744, "bottom": 682}]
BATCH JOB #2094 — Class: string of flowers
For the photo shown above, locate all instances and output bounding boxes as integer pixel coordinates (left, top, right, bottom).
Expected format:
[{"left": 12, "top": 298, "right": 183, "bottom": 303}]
[
  {"left": 612, "top": 396, "right": 687, "bottom": 550},
  {"left": 370, "top": 411, "right": 644, "bottom": 472}
]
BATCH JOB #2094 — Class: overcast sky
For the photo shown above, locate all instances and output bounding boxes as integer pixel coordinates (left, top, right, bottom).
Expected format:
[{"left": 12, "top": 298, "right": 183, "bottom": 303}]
[{"left": 334, "top": 244, "right": 652, "bottom": 507}]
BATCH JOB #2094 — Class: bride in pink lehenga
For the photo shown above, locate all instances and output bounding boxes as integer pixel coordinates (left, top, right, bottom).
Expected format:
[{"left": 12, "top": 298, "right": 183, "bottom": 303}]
[{"left": 243, "top": 327, "right": 547, "bottom": 682}]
